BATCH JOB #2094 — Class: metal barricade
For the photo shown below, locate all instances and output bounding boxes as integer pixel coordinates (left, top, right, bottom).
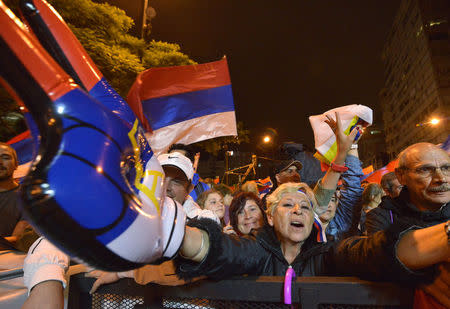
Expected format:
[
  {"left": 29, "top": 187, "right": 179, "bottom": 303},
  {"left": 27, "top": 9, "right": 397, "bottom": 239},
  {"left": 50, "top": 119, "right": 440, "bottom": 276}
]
[
  {"left": 0, "top": 268, "right": 23, "bottom": 281},
  {"left": 68, "top": 274, "right": 414, "bottom": 309}
]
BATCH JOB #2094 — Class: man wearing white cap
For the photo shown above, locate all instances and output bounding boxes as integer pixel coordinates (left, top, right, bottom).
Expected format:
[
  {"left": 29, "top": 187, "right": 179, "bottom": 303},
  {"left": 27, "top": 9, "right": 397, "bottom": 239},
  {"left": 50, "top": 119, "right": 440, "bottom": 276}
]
[{"left": 158, "top": 152, "right": 219, "bottom": 223}]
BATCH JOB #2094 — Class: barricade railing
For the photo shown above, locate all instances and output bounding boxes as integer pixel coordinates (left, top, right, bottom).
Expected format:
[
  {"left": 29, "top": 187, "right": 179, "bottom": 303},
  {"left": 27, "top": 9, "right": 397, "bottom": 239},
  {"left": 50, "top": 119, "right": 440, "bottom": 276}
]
[
  {"left": 68, "top": 273, "right": 414, "bottom": 309},
  {"left": 0, "top": 267, "right": 23, "bottom": 281}
]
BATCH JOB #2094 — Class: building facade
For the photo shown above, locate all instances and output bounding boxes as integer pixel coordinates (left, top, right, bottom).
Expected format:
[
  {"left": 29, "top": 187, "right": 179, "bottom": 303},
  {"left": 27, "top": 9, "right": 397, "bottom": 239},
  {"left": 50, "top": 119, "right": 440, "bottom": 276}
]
[
  {"left": 380, "top": 0, "right": 449, "bottom": 158},
  {"left": 358, "top": 125, "right": 389, "bottom": 170}
]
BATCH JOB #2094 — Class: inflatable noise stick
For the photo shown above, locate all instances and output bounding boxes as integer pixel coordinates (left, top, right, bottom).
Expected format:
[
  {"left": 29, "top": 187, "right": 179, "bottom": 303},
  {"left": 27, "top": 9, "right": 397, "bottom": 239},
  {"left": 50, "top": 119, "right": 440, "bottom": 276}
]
[
  {"left": 19, "top": 0, "right": 154, "bottom": 203},
  {"left": 0, "top": 1, "right": 185, "bottom": 271}
]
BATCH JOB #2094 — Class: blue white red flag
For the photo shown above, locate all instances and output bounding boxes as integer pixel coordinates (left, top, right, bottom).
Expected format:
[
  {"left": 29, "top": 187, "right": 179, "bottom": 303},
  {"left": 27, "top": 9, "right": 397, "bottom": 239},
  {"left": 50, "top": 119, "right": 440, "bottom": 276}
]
[
  {"left": 313, "top": 214, "right": 327, "bottom": 242},
  {"left": 127, "top": 58, "right": 237, "bottom": 155},
  {"left": 256, "top": 177, "right": 273, "bottom": 195}
]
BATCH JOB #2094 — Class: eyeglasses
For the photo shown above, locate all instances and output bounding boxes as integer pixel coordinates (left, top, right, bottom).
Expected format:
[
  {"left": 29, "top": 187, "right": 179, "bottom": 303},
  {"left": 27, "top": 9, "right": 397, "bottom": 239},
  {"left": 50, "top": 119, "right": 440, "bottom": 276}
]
[{"left": 401, "top": 165, "right": 450, "bottom": 177}]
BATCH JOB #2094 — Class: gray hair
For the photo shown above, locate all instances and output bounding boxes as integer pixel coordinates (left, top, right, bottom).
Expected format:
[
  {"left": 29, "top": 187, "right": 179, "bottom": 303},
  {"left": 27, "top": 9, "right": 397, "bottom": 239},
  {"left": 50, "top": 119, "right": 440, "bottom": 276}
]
[{"left": 266, "top": 182, "right": 318, "bottom": 216}]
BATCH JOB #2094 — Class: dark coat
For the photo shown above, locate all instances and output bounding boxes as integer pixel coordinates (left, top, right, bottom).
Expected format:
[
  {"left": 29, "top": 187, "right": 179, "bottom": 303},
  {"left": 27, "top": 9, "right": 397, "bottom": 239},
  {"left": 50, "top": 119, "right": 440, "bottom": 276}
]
[
  {"left": 365, "top": 188, "right": 450, "bottom": 235},
  {"left": 175, "top": 218, "right": 434, "bottom": 286}
]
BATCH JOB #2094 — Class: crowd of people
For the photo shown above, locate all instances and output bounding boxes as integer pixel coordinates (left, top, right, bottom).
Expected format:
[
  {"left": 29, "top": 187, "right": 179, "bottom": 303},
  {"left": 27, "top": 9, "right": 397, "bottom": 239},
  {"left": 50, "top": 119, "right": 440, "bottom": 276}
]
[{"left": 0, "top": 113, "right": 449, "bottom": 308}]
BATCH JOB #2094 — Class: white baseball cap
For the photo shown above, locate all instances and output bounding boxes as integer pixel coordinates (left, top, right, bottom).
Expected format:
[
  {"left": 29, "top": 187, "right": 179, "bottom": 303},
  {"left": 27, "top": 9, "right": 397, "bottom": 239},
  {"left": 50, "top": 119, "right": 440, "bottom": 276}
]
[{"left": 158, "top": 152, "right": 194, "bottom": 181}]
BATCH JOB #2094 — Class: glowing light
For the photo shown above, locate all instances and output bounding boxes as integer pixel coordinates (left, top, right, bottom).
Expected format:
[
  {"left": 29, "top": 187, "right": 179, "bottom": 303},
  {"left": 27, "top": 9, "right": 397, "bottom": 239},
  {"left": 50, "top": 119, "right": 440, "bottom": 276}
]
[
  {"left": 57, "top": 106, "right": 65, "bottom": 114},
  {"left": 96, "top": 166, "right": 103, "bottom": 173},
  {"left": 430, "top": 118, "right": 440, "bottom": 125},
  {"left": 263, "top": 136, "right": 271, "bottom": 143},
  {"left": 19, "top": 106, "right": 25, "bottom": 111}
]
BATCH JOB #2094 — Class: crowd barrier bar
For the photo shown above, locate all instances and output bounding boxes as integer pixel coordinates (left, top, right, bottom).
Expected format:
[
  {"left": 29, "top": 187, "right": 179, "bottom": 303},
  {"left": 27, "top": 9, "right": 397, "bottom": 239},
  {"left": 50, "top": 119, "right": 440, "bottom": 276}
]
[
  {"left": 68, "top": 273, "right": 414, "bottom": 309},
  {"left": 0, "top": 268, "right": 23, "bottom": 282}
]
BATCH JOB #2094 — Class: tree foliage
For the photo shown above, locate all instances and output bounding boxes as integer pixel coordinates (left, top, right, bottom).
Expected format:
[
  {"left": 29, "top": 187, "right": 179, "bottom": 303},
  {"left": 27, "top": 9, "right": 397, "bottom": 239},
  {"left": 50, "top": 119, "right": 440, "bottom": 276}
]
[
  {"left": 1, "top": 0, "right": 250, "bottom": 151},
  {"left": 47, "top": 0, "right": 196, "bottom": 96},
  {"left": 0, "top": 0, "right": 196, "bottom": 141},
  {"left": 0, "top": 88, "right": 27, "bottom": 142}
]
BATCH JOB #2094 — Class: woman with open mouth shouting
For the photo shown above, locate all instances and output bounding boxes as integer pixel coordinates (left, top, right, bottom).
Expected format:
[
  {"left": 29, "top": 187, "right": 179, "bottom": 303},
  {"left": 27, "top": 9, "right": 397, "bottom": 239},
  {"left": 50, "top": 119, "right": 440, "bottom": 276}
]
[{"left": 175, "top": 181, "right": 449, "bottom": 287}]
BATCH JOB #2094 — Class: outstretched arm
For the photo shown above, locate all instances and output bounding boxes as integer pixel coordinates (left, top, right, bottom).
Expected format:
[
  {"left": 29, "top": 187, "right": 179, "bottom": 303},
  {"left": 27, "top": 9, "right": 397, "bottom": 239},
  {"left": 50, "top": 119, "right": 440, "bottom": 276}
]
[
  {"left": 334, "top": 221, "right": 450, "bottom": 283},
  {"left": 176, "top": 218, "right": 268, "bottom": 280},
  {"left": 396, "top": 222, "right": 449, "bottom": 270},
  {"left": 179, "top": 226, "right": 209, "bottom": 262}
]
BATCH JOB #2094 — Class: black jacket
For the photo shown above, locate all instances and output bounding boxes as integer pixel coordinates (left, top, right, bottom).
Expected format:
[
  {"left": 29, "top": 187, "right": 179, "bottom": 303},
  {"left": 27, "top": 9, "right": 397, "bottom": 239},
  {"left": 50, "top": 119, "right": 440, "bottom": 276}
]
[
  {"left": 365, "top": 188, "right": 449, "bottom": 235},
  {"left": 175, "top": 218, "right": 433, "bottom": 285}
]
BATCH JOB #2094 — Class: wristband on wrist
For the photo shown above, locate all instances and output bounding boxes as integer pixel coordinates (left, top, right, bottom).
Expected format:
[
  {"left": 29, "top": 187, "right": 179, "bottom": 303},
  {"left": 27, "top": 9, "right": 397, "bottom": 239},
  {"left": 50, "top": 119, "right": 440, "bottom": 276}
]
[
  {"left": 179, "top": 230, "right": 205, "bottom": 260},
  {"left": 330, "top": 162, "right": 348, "bottom": 173}
]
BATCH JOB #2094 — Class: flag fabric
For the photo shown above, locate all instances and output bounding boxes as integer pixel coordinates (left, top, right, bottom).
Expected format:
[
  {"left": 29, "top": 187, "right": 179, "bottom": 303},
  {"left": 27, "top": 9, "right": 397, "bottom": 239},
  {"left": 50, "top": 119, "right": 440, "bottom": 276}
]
[
  {"left": 309, "top": 105, "right": 372, "bottom": 165},
  {"left": 362, "top": 159, "right": 399, "bottom": 184},
  {"left": 256, "top": 177, "right": 273, "bottom": 195},
  {"left": 127, "top": 58, "right": 237, "bottom": 155},
  {"left": 313, "top": 214, "right": 327, "bottom": 242},
  {"left": 7, "top": 130, "right": 33, "bottom": 164},
  {"left": 362, "top": 165, "right": 374, "bottom": 175},
  {"left": 362, "top": 137, "right": 449, "bottom": 184},
  {"left": 189, "top": 173, "right": 211, "bottom": 201},
  {"left": 414, "top": 289, "right": 447, "bottom": 309}
]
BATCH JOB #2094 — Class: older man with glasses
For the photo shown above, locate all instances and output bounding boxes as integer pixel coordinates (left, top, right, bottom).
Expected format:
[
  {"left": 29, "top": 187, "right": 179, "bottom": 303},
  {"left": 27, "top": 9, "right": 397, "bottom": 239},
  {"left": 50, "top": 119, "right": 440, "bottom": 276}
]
[{"left": 365, "top": 142, "right": 449, "bottom": 236}]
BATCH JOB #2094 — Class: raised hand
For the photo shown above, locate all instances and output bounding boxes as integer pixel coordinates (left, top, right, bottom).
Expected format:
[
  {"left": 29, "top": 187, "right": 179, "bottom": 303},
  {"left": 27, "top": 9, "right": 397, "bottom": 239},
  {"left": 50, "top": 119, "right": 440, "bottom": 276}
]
[{"left": 324, "top": 112, "right": 358, "bottom": 164}]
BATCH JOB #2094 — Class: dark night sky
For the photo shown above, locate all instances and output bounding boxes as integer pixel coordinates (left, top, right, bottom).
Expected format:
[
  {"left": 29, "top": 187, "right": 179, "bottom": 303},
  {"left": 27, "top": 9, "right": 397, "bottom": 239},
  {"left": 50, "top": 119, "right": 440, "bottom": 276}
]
[{"left": 149, "top": 1, "right": 400, "bottom": 150}]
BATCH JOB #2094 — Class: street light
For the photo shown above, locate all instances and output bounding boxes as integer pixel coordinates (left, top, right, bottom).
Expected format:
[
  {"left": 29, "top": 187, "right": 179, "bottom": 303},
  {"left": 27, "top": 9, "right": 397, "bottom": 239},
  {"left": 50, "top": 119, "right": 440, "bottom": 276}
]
[
  {"left": 430, "top": 118, "right": 440, "bottom": 125},
  {"left": 263, "top": 136, "right": 271, "bottom": 143},
  {"left": 416, "top": 117, "right": 443, "bottom": 127}
]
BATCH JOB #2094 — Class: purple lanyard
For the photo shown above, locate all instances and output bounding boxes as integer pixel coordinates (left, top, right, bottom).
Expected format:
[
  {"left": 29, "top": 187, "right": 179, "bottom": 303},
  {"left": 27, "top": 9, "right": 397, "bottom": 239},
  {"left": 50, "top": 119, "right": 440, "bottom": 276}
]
[{"left": 284, "top": 266, "right": 296, "bottom": 305}]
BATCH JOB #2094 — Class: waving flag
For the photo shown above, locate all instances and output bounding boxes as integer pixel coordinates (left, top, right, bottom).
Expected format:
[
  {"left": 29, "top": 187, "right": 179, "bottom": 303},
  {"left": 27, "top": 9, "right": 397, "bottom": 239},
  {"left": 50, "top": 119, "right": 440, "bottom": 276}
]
[
  {"left": 362, "top": 159, "right": 399, "bottom": 183},
  {"left": 362, "top": 165, "right": 374, "bottom": 175},
  {"left": 256, "top": 177, "right": 273, "bottom": 195},
  {"left": 127, "top": 58, "right": 237, "bottom": 155}
]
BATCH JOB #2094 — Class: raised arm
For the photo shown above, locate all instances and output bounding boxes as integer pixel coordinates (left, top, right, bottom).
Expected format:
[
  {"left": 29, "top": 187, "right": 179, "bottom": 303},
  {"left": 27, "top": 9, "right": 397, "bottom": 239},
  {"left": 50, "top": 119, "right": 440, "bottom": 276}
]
[
  {"left": 326, "top": 148, "right": 363, "bottom": 238},
  {"left": 313, "top": 112, "right": 358, "bottom": 214}
]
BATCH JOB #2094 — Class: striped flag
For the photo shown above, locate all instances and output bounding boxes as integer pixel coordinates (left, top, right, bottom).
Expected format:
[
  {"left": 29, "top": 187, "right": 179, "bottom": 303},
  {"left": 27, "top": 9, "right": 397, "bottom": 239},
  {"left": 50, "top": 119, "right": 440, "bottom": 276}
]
[
  {"left": 313, "top": 214, "right": 327, "bottom": 242},
  {"left": 255, "top": 177, "right": 273, "bottom": 195},
  {"left": 127, "top": 58, "right": 237, "bottom": 155},
  {"left": 362, "top": 159, "right": 399, "bottom": 183}
]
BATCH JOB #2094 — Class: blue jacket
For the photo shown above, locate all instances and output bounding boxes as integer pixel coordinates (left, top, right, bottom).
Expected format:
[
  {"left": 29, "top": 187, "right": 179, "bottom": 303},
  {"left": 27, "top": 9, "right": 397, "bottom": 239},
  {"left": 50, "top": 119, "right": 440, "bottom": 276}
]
[{"left": 325, "top": 154, "right": 363, "bottom": 241}]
